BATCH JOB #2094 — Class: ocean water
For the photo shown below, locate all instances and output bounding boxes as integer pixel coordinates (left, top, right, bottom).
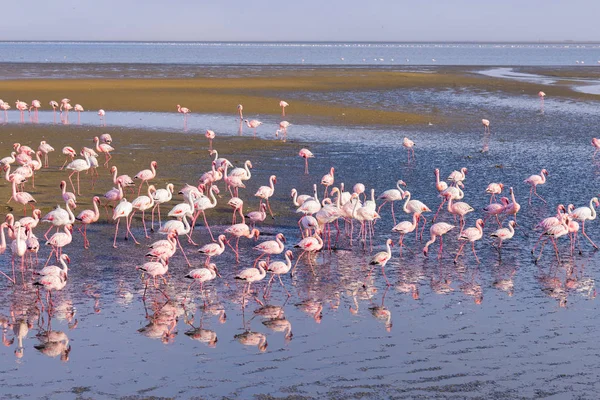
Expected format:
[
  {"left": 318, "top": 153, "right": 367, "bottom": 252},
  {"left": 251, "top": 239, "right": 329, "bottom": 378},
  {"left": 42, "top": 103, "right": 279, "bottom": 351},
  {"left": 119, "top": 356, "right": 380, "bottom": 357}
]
[{"left": 1, "top": 41, "right": 600, "bottom": 66}]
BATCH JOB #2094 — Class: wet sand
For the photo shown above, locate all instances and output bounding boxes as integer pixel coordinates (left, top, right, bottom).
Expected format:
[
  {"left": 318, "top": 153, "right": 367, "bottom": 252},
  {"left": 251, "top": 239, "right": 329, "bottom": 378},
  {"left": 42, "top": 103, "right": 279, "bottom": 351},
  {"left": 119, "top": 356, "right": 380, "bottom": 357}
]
[{"left": 2, "top": 66, "right": 599, "bottom": 128}]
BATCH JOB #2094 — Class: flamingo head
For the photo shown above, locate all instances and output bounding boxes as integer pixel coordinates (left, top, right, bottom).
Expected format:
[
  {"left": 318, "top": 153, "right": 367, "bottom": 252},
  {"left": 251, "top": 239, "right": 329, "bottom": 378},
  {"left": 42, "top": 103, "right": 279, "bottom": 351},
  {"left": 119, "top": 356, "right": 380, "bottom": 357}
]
[
  {"left": 558, "top": 204, "right": 566, "bottom": 213},
  {"left": 60, "top": 181, "right": 66, "bottom": 189},
  {"left": 594, "top": 198, "right": 600, "bottom": 207},
  {"left": 509, "top": 220, "right": 517, "bottom": 228},
  {"left": 541, "top": 169, "right": 549, "bottom": 176},
  {"left": 403, "top": 190, "right": 412, "bottom": 199},
  {"left": 290, "top": 188, "right": 297, "bottom": 198},
  {"left": 277, "top": 233, "right": 286, "bottom": 243},
  {"left": 285, "top": 250, "right": 294, "bottom": 259},
  {"left": 67, "top": 224, "right": 73, "bottom": 232},
  {"left": 386, "top": 238, "right": 394, "bottom": 247},
  {"left": 398, "top": 180, "right": 407, "bottom": 186},
  {"left": 151, "top": 161, "right": 158, "bottom": 169},
  {"left": 63, "top": 254, "right": 71, "bottom": 264},
  {"left": 462, "top": 167, "right": 468, "bottom": 175}
]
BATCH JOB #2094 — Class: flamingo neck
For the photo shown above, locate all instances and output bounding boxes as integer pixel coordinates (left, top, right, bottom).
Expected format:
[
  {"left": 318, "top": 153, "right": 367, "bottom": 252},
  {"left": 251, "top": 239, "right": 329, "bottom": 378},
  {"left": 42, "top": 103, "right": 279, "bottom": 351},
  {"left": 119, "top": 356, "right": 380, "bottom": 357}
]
[
  {"left": 245, "top": 162, "right": 251, "bottom": 178},
  {"left": 590, "top": 198, "right": 597, "bottom": 220},
  {"left": 424, "top": 235, "right": 437, "bottom": 252},
  {"left": 112, "top": 168, "right": 118, "bottom": 184},
  {"left": 209, "top": 188, "right": 218, "bottom": 207},
  {"left": 0, "top": 224, "right": 5, "bottom": 250},
  {"left": 212, "top": 151, "right": 218, "bottom": 163},
  {"left": 60, "top": 257, "right": 69, "bottom": 273},
  {"left": 93, "top": 200, "right": 100, "bottom": 219},
  {"left": 385, "top": 241, "right": 392, "bottom": 257},
  {"left": 403, "top": 192, "right": 411, "bottom": 212},
  {"left": 291, "top": 190, "right": 299, "bottom": 207}
]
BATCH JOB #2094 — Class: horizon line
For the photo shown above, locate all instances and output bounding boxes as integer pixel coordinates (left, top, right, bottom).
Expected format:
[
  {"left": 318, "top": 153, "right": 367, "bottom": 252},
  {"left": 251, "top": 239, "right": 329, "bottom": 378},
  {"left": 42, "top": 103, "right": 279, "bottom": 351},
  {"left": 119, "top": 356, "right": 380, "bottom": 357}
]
[{"left": 1, "top": 40, "right": 600, "bottom": 44}]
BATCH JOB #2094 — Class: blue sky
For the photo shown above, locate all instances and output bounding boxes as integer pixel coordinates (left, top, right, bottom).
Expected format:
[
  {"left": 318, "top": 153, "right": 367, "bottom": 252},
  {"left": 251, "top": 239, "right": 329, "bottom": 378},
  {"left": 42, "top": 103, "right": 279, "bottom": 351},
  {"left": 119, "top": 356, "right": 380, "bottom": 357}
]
[{"left": 2, "top": 0, "right": 598, "bottom": 42}]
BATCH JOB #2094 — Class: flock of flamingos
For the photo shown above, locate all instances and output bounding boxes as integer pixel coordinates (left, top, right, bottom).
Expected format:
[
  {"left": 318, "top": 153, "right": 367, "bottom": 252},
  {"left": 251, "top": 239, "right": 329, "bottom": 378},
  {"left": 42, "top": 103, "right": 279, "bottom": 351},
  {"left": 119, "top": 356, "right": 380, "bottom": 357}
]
[{"left": 1, "top": 95, "right": 600, "bottom": 341}]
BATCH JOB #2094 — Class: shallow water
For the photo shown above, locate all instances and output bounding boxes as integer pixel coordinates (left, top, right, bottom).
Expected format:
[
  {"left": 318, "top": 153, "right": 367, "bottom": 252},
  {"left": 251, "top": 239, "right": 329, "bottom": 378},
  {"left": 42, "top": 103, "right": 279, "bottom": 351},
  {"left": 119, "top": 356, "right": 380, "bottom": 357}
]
[{"left": 2, "top": 74, "right": 600, "bottom": 399}]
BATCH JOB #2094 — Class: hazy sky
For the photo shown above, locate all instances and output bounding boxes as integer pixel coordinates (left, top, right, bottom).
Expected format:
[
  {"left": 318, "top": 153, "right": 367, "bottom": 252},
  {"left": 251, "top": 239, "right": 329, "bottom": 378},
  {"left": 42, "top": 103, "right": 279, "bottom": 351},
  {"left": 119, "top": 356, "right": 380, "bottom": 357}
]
[{"left": 2, "top": 0, "right": 598, "bottom": 42}]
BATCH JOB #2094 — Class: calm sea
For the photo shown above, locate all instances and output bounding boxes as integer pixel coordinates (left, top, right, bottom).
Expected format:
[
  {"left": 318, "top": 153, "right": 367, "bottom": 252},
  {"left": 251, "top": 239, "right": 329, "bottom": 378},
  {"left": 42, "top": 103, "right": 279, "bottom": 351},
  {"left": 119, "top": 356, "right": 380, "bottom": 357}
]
[{"left": 1, "top": 41, "right": 600, "bottom": 66}]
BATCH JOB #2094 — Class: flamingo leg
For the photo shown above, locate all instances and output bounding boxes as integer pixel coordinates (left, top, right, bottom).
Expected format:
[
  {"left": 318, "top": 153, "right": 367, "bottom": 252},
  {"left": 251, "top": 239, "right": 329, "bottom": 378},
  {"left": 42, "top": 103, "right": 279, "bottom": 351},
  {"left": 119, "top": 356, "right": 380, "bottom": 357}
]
[
  {"left": 581, "top": 221, "right": 598, "bottom": 249},
  {"left": 438, "top": 236, "right": 444, "bottom": 259},
  {"left": 533, "top": 186, "right": 546, "bottom": 204},
  {"left": 201, "top": 211, "right": 215, "bottom": 241},
  {"left": 454, "top": 243, "right": 466, "bottom": 263},
  {"left": 126, "top": 213, "right": 140, "bottom": 245},
  {"left": 471, "top": 242, "right": 480, "bottom": 263},
  {"left": 68, "top": 171, "right": 77, "bottom": 194},
  {"left": 113, "top": 219, "right": 120, "bottom": 248}
]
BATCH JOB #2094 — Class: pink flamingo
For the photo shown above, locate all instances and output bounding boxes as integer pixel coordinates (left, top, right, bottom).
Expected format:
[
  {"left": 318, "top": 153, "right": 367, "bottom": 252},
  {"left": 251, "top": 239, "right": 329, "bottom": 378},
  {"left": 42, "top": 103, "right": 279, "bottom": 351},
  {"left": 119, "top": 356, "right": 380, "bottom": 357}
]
[
  {"left": 137, "top": 259, "right": 169, "bottom": 299},
  {"left": 131, "top": 185, "right": 156, "bottom": 238},
  {"left": 112, "top": 198, "right": 139, "bottom": 248},
  {"left": 536, "top": 217, "right": 570, "bottom": 262},
  {"left": 60, "top": 146, "right": 77, "bottom": 170},
  {"left": 235, "top": 263, "right": 267, "bottom": 294},
  {"left": 103, "top": 182, "right": 124, "bottom": 216},
  {"left": 237, "top": 104, "right": 243, "bottom": 119},
  {"left": 279, "top": 100, "right": 289, "bottom": 116},
  {"left": 483, "top": 197, "right": 510, "bottom": 226},
  {"left": 177, "top": 104, "right": 190, "bottom": 129},
  {"left": 110, "top": 166, "right": 135, "bottom": 192},
  {"left": 198, "top": 235, "right": 227, "bottom": 265},
  {"left": 10, "top": 178, "right": 36, "bottom": 215},
  {"left": 263, "top": 250, "right": 293, "bottom": 297},
  {"left": 482, "top": 119, "right": 490, "bottom": 133},
  {"left": 499, "top": 190, "right": 519, "bottom": 226},
  {"left": 298, "top": 149, "right": 314, "bottom": 174},
  {"left": 592, "top": 138, "right": 600, "bottom": 158},
  {"left": 569, "top": 197, "right": 599, "bottom": 249},
  {"left": 321, "top": 167, "right": 335, "bottom": 199},
  {"left": 151, "top": 183, "right": 174, "bottom": 230},
  {"left": 29, "top": 100, "right": 41, "bottom": 122},
  {"left": 159, "top": 213, "right": 194, "bottom": 265},
  {"left": 244, "top": 119, "right": 262, "bottom": 135},
  {"left": 205, "top": 130, "right": 215, "bottom": 151},
  {"left": 276, "top": 121, "right": 291, "bottom": 139},
  {"left": 38, "top": 141, "right": 54, "bottom": 168},
  {"left": 191, "top": 185, "right": 219, "bottom": 240},
  {"left": 93, "top": 136, "right": 114, "bottom": 167},
  {"left": 98, "top": 109, "right": 106, "bottom": 126},
  {"left": 15, "top": 101, "right": 28, "bottom": 123},
  {"left": 59, "top": 180, "right": 77, "bottom": 205},
  {"left": 377, "top": 179, "right": 406, "bottom": 224},
  {"left": 227, "top": 197, "right": 244, "bottom": 225},
  {"left": 448, "top": 167, "right": 467, "bottom": 186},
  {"left": 246, "top": 203, "right": 267, "bottom": 228},
  {"left": 65, "top": 152, "right": 92, "bottom": 195},
  {"left": 524, "top": 168, "right": 549, "bottom": 205},
  {"left": 401, "top": 191, "right": 431, "bottom": 239},
  {"left": 35, "top": 253, "right": 70, "bottom": 280},
  {"left": 485, "top": 182, "right": 504, "bottom": 203},
  {"left": 443, "top": 192, "right": 473, "bottom": 230},
  {"left": 33, "top": 274, "right": 67, "bottom": 308},
  {"left": 392, "top": 214, "right": 418, "bottom": 255},
  {"left": 0, "top": 102, "right": 10, "bottom": 122},
  {"left": 73, "top": 104, "right": 84, "bottom": 124},
  {"left": 45, "top": 224, "right": 73, "bottom": 265},
  {"left": 185, "top": 263, "right": 219, "bottom": 296},
  {"left": 369, "top": 238, "right": 394, "bottom": 285},
  {"left": 403, "top": 137, "right": 415, "bottom": 162},
  {"left": 75, "top": 196, "right": 101, "bottom": 249},
  {"left": 292, "top": 233, "right": 323, "bottom": 275},
  {"left": 423, "top": 222, "right": 455, "bottom": 259},
  {"left": 100, "top": 133, "right": 112, "bottom": 144},
  {"left": 255, "top": 175, "right": 277, "bottom": 218},
  {"left": 254, "top": 233, "right": 285, "bottom": 266},
  {"left": 49, "top": 101, "right": 59, "bottom": 123},
  {"left": 134, "top": 161, "right": 157, "bottom": 196},
  {"left": 490, "top": 220, "right": 516, "bottom": 250},
  {"left": 454, "top": 219, "right": 484, "bottom": 263},
  {"left": 224, "top": 223, "right": 260, "bottom": 261},
  {"left": 538, "top": 91, "right": 546, "bottom": 108}
]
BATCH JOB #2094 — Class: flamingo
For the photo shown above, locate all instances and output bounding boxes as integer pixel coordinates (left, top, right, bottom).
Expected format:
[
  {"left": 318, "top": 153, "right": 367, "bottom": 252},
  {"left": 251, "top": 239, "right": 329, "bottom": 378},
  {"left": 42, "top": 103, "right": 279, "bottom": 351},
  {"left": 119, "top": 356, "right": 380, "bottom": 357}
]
[
  {"left": 224, "top": 223, "right": 260, "bottom": 261},
  {"left": 9, "top": 222, "right": 27, "bottom": 282},
  {"left": 569, "top": 197, "right": 599, "bottom": 249},
  {"left": 93, "top": 136, "right": 114, "bottom": 167},
  {"left": 244, "top": 119, "right": 262, "bottom": 135},
  {"left": 185, "top": 263, "right": 219, "bottom": 295},
  {"left": 28, "top": 100, "right": 41, "bottom": 122},
  {"left": 483, "top": 197, "right": 510, "bottom": 226},
  {"left": 75, "top": 196, "right": 101, "bottom": 249},
  {"left": 100, "top": 133, "right": 112, "bottom": 144},
  {"left": 98, "top": 109, "right": 106, "bottom": 126},
  {"left": 134, "top": 161, "right": 157, "bottom": 196},
  {"left": 255, "top": 175, "right": 277, "bottom": 218},
  {"left": 191, "top": 185, "right": 219, "bottom": 241},
  {"left": 485, "top": 182, "right": 504, "bottom": 203},
  {"left": 276, "top": 121, "right": 291, "bottom": 139},
  {"left": 482, "top": 119, "right": 490, "bottom": 133},
  {"left": 112, "top": 198, "right": 139, "bottom": 248},
  {"left": 0, "top": 152, "right": 16, "bottom": 167},
  {"left": 49, "top": 100, "right": 59, "bottom": 122},
  {"left": 33, "top": 274, "right": 67, "bottom": 308},
  {"left": 73, "top": 104, "right": 84, "bottom": 124},
  {"left": 159, "top": 212, "right": 194, "bottom": 265},
  {"left": 369, "top": 239, "right": 394, "bottom": 285},
  {"left": 18, "top": 209, "right": 42, "bottom": 232},
  {"left": 41, "top": 200, "right": 76, "bottom": 239},
  {"left": 454, "top": 219, "right": 484, "bottom": 263},
  {"left": 401, "top": 191, "right": 431, "bottom": 239},
  {"left": 538, "top": 91, "right": 546, "bottom": 107},
  {"left": 9, "top": 178, "right": 36, "bottom": 215},
  {"left": 59, "top": 181, "right": 77, "bottom": 205},
  {"left": 60, "top": 146, "right": 77, "bottom": 170},
  {"left": 227, "top": 197, "right": 244, "bottom": 225},
  {"left": 137, "top": 259, "right": 169, "bottom": 298},
  {"left": 35, "top": 254, "right": 70, "bottom": 280},
  {"left": 196, "top": 235, "right": 227, "bottom": 266},
  {"left": 60, "top": 101, "right": 72, "bottom": 124},
  {"left": 131, "top": 185, "right": 157, "bottom": 238},
  {"left": 444, "top": 192, "right": 474, "bottom": 230},
  {"left": 110, "top": 166, "right": 135, "bottom": 192},
  {"left": 65, "top": 152, "right": 92, "bottom": 195},
  {"left": 291, "top": 186, "right": 315, "bottom": 207},
  {"left": 151, "top": 183, "right": 174, "bottom": 230},
  {"left": 254, "top": 233, "right": 285, "bottom": 266},
  {"left": 237, "top": 104, "right": 243, "bottom": 119},
  {"left": 321, "top": 167, "right": 335, "bottom": 199},
  {"left": 448, "top": 167, "right": 467, "bottom": 186},
  {"left": 403, "top": 137, "right": 415, "bottom": 162},
  {"left": 235, "top": 263, "right": 267, "bottom": 294},
  {"left": 392, "top": 214, "right": 418, "bottom": 255},
  {"left": 490, "top": 220, "right": 516, "bottom": 250},
  {"left": 264, "top": 250, "right": 294, "bottom": 297},
  {"left": 146, "top": 232, "right": 177, "bottom": 262},
  {"left": 423, "top": 222, "right": 455, "bottom": 259},
  {"left": 38, "top": 141, "right": 55, "bottom": 168},
  {"left": 592, "top": 138, "right": 600, "bottom": 158},
  {"left": 177, "top": 104, "right": 190, "bottom": 119},
  {"left": 524, "top": 168, "right": 549, "bottom": 205},
  {"left": 45, "top": 224, "right": 73, "bottom": 265},
  {"left": 504, "top": 187, "right": 521, "bottom": 223},
  {"left": 246, "top": 203, "right": 268, "bottom": 227},
  {"left": 205, "top": 130, "right": 215, "bottom": 151},
  {"left": 279, "top": 100, "right": 289, "bottom": 116},
  {"left": 377, "top": 179, "right": 406, "bottom": 224},
  {"left": 434, "top": 168, "right": 448, "bottom": 193},
  {"left": 0, "top": 102, "right": 9, "bottom": 122},
  {"left": 209, "top": 149, "right": 232, "bottom": 171},
  {"left": 298, "top": 148, "right": 314, "bottom": 174},
  {"left": 15, "top": 100, "right": 28, "bottom": 123}
]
